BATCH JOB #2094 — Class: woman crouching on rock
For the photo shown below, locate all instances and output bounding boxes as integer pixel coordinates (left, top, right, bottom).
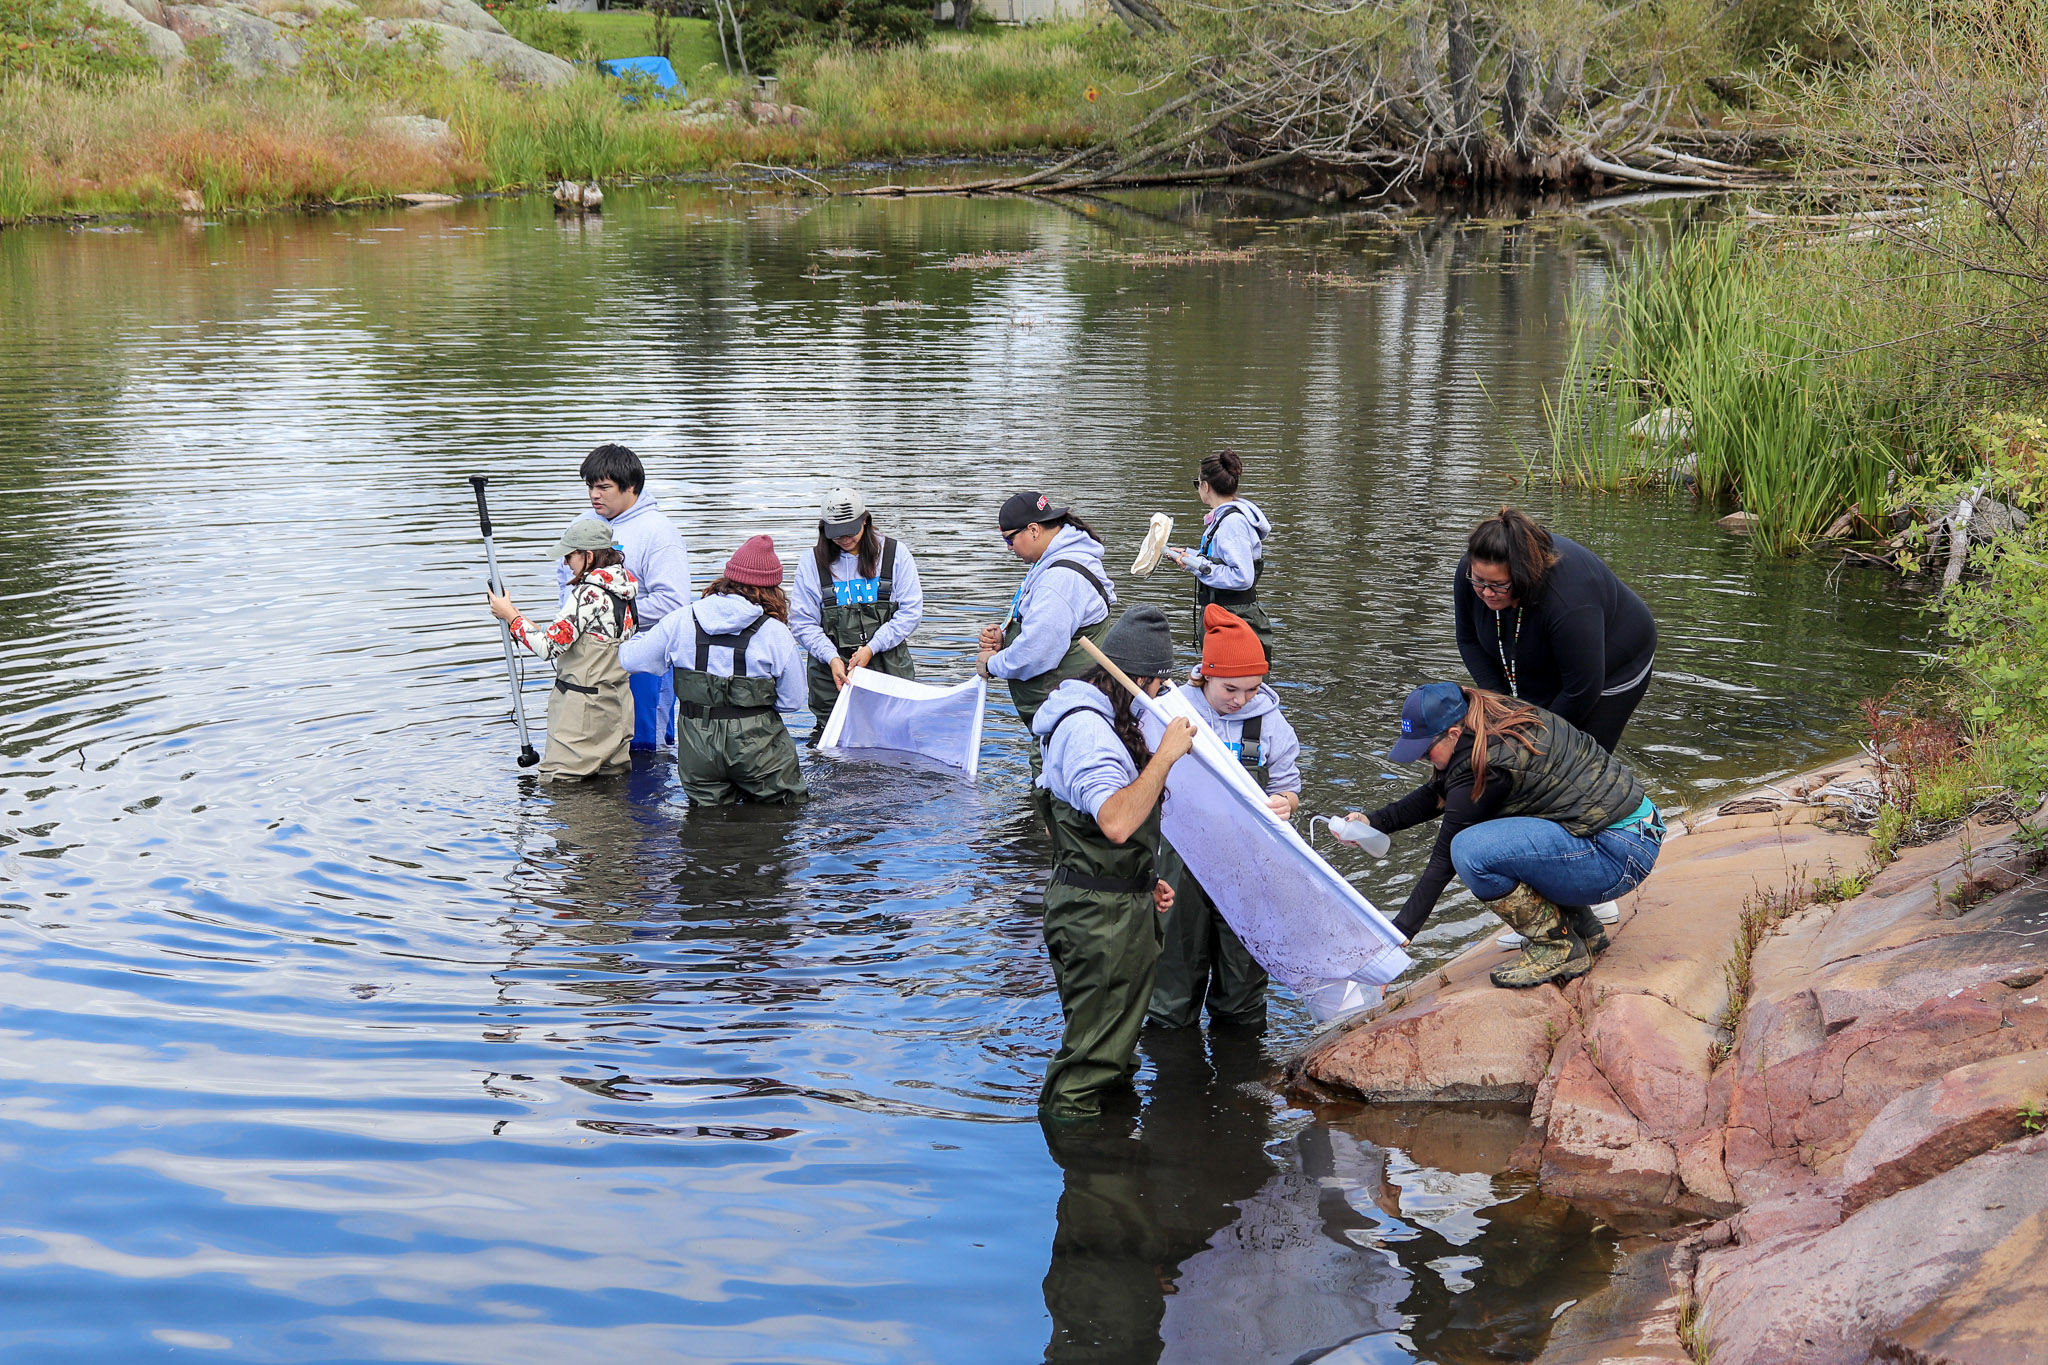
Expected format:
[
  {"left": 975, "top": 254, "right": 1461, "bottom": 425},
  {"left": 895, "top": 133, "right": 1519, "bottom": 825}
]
[{"left": 1341, "top": 681, "right": 1664, "bottom": 989}]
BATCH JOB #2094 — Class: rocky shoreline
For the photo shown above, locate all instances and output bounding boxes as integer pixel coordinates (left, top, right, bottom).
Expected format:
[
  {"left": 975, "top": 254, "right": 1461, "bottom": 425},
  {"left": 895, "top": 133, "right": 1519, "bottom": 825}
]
[{"left": 1288, "top": 757, "right": 2048, "bottom": 1363}]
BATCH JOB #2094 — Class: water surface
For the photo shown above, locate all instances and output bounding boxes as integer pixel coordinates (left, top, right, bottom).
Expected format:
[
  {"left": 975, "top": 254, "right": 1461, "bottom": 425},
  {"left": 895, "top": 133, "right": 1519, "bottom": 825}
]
[{"left": 0, "top": 183, "right": 1927, "bottom": 1362}]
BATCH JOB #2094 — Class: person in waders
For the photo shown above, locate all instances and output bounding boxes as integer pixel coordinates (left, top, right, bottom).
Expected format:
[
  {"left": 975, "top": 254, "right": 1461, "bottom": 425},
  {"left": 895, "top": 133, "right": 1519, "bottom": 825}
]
[
  {"left": 1030, "top": 605, "right": 1195, "bottom": 1119},
  {"left": 559, "top": 443, "right": 693, "bottom": 753},
  {"left": 975, "top": 492, "right": 1116, "bottom": 819},
  {"left": 1147, "top": 605, "right": 1301, "bottom": 1030},
  {"left": 1339, "top": 682, "right": 1664, "bottom": 988},
  {"left": 617, "top": 536, "right": 808, "bottom": 806},
  {"left": 487, "top": 514, "right": 639, "bottom": 780},
  {"left": 1163, "top": 450, "right": 1274, "bottom": 660},
  {"left": 790, "top": 488, "right": 925, "bottom": 741}
]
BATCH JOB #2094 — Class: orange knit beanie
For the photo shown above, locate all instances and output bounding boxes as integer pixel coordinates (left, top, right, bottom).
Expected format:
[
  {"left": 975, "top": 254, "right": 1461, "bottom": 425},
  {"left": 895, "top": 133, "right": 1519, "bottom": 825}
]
[{"left": 1201, "top": 604, "right": 1268, "bottom": 678}]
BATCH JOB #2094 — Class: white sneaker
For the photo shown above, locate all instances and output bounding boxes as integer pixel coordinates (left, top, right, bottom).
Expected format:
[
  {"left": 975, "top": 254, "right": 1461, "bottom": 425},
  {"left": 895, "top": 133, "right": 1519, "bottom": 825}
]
[
  {"left": 1497, "top": 932, "right": 1528, "bottom": 949},
  {"left": 1592, "top": 900, "right": 1621, "bottom": 924}
]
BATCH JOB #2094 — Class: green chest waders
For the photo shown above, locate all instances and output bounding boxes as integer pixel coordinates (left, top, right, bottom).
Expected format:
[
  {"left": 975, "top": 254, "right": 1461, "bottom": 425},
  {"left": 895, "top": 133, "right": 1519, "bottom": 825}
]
[
  {"left": 1193, "top": 503, "right": 1274, "bottom": 662},
  {"left": 1150, "top": 714, "right": 1271, "bottom": 1029},
  {"left": 806, "top": 537, "right": 917, "bottom": 733},
  {"left": 1037, "top": 707, "right": 1164, "bottom": 1117},
  {"left": 672, "top": 616, "right": 808, "bottom": 806},
  {"left": 1002, "top": 558, "right": 1113, "bottom": 828}
]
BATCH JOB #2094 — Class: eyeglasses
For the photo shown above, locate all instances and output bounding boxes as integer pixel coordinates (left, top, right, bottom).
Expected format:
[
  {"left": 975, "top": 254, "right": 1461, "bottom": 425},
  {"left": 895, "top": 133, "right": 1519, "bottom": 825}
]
[{"left": 1468, "top": 572, "right": 1514, "bottom": 599}]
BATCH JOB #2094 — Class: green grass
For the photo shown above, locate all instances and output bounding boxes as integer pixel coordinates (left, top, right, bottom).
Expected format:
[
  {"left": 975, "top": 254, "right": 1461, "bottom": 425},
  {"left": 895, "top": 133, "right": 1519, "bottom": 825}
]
[{"left": 574, "top": 11, "right": 726, "bottom": 75}]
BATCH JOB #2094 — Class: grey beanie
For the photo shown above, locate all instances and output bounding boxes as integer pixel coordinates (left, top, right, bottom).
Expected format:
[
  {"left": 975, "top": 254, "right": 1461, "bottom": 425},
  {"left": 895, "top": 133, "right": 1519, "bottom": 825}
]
[
  {"left": 820, "top": 487, "right": 869, "bottom": 538},
  {"left": 1101, "top": 604, "right": 1175, "bottom": 678},
  {"left": 551, "top": 513, "right": 617, "bottom": 561}
]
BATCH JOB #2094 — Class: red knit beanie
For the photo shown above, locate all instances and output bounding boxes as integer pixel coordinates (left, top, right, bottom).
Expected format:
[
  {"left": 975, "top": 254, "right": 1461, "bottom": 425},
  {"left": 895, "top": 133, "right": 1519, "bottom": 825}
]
[
  {"left": 724, "top": 535, "right": 783, "bottom": 587},
  {"left": 1201, "top": 604, "right": 1268, "bottom": 678}
]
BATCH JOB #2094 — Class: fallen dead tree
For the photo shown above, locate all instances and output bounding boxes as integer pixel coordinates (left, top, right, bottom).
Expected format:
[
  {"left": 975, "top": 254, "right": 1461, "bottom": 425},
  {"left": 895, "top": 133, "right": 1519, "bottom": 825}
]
[{"left": 847, "top": 0, "right": 1794, "bottom": 200}]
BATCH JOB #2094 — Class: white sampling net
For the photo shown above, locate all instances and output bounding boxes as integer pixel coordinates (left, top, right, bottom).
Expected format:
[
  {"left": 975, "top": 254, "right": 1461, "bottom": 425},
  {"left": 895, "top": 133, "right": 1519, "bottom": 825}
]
[
  {"left": 1139, "top": 687, "right": 1412, "bottom": 1022},
  {"left": 818, "top": 670, "right": 987, "bottom": 778}
]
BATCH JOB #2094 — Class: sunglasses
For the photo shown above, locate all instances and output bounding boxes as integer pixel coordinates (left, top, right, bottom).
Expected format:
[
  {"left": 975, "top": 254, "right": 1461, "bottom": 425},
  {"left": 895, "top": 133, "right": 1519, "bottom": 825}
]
[{"left": 1001, "top": 528, "right": 1023, "bottom": 546}]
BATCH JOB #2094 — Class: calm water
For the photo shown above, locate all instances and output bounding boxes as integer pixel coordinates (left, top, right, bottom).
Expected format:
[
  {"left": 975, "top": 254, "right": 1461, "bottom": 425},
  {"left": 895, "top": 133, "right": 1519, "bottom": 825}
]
[{"left": 0, "top": 183, "right": 1925, "bottom": 1363}]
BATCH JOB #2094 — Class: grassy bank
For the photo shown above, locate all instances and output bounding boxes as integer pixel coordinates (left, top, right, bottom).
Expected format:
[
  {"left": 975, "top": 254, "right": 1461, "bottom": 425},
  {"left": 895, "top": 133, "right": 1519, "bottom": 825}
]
[
  {"left": 1540, "top": 0, "right": 2048, "bottom": 840},
  {"left": 0, "top": 21, "right": 1124, "bottom": 224}
]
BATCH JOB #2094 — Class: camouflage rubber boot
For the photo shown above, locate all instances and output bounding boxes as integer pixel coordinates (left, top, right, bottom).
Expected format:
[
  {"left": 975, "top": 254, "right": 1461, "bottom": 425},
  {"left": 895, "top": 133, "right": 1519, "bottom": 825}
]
[
  {"left": 1558, "top": 903, "right": 1610, "bottom": 954},
  {"left": 1486, "top": 884, "right": 1592, "bottom": 989}
]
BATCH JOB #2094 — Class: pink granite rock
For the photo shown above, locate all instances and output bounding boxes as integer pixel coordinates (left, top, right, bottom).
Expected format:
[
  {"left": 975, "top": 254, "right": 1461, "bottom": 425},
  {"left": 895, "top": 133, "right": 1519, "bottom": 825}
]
[{"left": 1840, "top": 1052, "right": 2048, "bottom": 1215}]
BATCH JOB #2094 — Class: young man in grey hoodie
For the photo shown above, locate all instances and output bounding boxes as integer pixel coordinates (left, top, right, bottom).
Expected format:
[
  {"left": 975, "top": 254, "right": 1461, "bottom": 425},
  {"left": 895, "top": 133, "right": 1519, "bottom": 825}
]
[{"left": 559, "top": 444, "right": 693, "bottom": 751}]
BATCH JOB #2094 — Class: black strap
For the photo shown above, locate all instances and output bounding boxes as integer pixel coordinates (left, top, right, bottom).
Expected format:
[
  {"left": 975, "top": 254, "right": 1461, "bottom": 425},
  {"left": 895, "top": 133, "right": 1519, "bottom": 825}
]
[
  {"left": 1197, "top": 582, "right": 1259, "bottom": 607},
  {"left": 1039, "top": 701, "right": 1108, "bottom": 753},
  {"left": 877, "top": 536, "right": 897, "bottom": 602},
  {"left": 1050, "top": 866, "right": 1152, "bottom": 895},
  {"left": 678, "top": 701, "right": 775, "bottom": 720},
  {"left": 595, "top": 584, "right": 634, "bottom": 638},
  {"left": 554, "top": 677, "right": 601, "bottom": 696},
  {"left": 1198, "top": 501, "right": 1247, "bottom": 556},
  {"left": 1238, "top": 713, "right": 1264, "bottom": 767},
  {"left": 694, "top": 614, "right": 768, "bottom": 673},
  {"left": 1019, "top": 559, "right": 1111, "bottom": 628}
]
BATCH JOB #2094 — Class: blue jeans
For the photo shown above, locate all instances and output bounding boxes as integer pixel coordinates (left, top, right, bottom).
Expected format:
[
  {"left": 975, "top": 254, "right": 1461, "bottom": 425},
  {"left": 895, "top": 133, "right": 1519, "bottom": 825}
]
[
  {"left": 1449, "top": 816, "right": 1663, "bottom": 907},
  {"left": 629, "top": 670, "right": 675, "bottom": 751}
]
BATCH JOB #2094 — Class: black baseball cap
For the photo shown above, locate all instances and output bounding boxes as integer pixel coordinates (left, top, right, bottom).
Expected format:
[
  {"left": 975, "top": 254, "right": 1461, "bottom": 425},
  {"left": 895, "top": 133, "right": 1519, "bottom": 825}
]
[
  {"left": 1389, "top": 682, "right": 1468, "bottom": 763},
  {"left": 999, "top": 490, "right": 1068, "bottom": 532}
]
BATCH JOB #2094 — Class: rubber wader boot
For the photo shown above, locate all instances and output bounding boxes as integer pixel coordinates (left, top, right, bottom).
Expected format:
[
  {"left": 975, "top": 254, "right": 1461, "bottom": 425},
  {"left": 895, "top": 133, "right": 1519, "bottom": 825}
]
[
  {"left": 1557, "top": 903, "right": 1611, "bottom": 954},
  {"left": 1486, "top": 884, "right": 1591, "bottom": 989},
  {"left": 1148, "top": 844, "right": 1266, "bottom": 1030}
]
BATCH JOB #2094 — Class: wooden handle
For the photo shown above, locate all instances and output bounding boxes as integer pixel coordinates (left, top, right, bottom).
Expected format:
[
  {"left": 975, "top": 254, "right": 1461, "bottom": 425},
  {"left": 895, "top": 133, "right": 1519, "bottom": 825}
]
[{"left": 1076, "top": 636, "right": 1149, "bottom": 703}]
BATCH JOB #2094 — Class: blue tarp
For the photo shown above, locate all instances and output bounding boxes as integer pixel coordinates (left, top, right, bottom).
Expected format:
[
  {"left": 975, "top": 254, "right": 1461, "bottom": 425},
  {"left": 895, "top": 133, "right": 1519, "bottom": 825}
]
[{"left": 600, "top": 56, "right": 679, "bottom": 92}]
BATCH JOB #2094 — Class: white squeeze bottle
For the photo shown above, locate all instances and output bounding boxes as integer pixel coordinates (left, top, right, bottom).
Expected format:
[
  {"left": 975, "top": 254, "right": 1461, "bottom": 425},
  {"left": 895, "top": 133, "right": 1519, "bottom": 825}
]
[{"left": 1321, "top": 815, "right": 1391, "bottom": 857}]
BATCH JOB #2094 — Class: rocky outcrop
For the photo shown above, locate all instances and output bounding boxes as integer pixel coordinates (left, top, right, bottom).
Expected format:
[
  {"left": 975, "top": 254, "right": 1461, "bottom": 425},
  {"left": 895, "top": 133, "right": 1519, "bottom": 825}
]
[
  {"left": 102, "top": 0, "right": 571, "bottom": 85},
  {"left": 1288, "top": 758, "right": 2048, "bottom": 1364}
]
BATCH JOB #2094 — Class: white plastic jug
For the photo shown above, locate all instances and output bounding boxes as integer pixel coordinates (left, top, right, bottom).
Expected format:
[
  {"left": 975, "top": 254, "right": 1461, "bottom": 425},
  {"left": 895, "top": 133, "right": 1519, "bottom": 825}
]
[{"left": 1320, "top": 815, "right": 1391, "bottom": 857}]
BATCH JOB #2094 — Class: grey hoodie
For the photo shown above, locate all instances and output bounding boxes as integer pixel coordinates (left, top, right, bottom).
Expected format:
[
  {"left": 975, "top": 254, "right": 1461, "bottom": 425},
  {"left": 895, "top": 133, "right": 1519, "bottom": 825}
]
[
  {"left": 989, "top": 525, "right": 1117, "bottom": 682},
  {"left": 1175, "top": 680, "right": 1300, "bottom": 794},
  {"left": 1031, "top": 679, "right": 1139, "bottom": 818},
  {"left": 617, "top": 593, "right": 806, "bottom": 712},
  {"left": 1183, "top": 497, "right": 1271, "bottom": 592}
]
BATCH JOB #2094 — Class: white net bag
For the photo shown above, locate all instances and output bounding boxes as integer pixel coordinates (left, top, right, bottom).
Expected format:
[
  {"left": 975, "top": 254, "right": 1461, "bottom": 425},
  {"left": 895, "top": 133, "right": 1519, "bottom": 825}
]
[
  {"left": 1138, "top": 686, "right": 1412, "bottom": 1021},
  {"left": 818, "top": 670, "right": 988, "bottom": 779}
]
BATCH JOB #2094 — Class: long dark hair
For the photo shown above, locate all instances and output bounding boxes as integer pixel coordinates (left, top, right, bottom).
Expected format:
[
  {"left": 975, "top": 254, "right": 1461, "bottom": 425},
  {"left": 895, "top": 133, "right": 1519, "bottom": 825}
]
[
  {"left": 1468, "top": 507, "right": 1559, "bottom": 604},
  {"left": 1461, "top": 685, "right": 1546, "bottom": 799},
  {"left": 703, "top": 577, "right": 790, "bottom": 624},
  {"left": 569, "top": 545, "right": 626, "bottom": 586},
  {"left": 817, "top": 514, "right": 882, "bottom": 579},
  {"left": 1200, "top": 449, "right": 1242, "bottom": 496},
  {"left": 1082, "top": 667, "right": 1155, "bottom": 771},
  {"left": 1046, "top": 512, "right": 1101, "bottom": 543}
]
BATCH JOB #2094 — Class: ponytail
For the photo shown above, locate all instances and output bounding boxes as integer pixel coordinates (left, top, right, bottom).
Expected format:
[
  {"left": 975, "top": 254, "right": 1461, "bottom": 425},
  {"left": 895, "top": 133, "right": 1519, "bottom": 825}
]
[{"left": 1462, "top": 685, "right": 1546, "bottom": 798}]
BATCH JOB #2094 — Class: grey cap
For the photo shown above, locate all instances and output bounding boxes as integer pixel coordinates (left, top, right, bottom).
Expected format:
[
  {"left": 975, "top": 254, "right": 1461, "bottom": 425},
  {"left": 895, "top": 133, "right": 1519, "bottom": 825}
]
[
  {"left": 820, "top": 487, "right": 869, "bottom": 538},
  {"left": 550, "top": 513, "right": 616, "bottom": 561},
  {"left": 1102, "top": 604, "right": 1175, "bottom": 678}
]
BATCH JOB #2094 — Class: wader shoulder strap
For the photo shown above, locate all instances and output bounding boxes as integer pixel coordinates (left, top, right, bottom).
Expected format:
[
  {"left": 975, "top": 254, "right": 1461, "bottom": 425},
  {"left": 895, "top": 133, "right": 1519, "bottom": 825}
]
[
  {"left": 595, "top": 585, "right": 633, "bottom": 638},
  {"left": 694, "top": 615, "right": 769, "bottom": 673},
  {"left": 1039, "top": 702, "right": 1106, "bottom": 753},
  {"left": 1043, "top": 558, "right": 1110, "bottom": 607},
  {"left": 1199, "top": 502, "right": 1246, "bottom": 555},
  {"left": 1237, "top": 713, "right": 1264, "bottom": 767},
  {"left": 813, "top": 542, "right": 833, "bottom": 598},
  {"left": 877, "top": 536, "right": 897, "bottom": 602}
]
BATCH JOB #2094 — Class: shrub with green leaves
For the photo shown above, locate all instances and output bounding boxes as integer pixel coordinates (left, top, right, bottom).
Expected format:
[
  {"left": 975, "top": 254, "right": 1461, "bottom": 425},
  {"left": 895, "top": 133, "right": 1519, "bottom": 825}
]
[
  {"left": 0, "top": 0, "right": 156, "bottom": 85},
  {"left": 296, "top": 12, "right": 443, "bottom": 97}
]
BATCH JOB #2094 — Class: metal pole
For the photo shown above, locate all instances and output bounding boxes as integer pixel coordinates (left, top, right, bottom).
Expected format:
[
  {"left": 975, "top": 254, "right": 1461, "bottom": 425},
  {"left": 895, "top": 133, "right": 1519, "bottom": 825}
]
[{"left": 470, "top": 476, "right": 541, "bottom": 768}]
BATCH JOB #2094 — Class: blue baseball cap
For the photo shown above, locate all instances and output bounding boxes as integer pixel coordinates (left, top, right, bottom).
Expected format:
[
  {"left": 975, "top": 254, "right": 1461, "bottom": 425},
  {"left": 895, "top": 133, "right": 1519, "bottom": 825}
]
[{"left": 1388, "top": 682, "right": 1468, "bottom": 763}]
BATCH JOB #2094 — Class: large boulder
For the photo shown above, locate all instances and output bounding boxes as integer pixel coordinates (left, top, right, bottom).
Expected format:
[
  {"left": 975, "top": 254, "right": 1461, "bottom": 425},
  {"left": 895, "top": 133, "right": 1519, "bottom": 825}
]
[
  {"left": 1839, "top": 1052, "right": 2048, "bottom": 1215},
  {"left": 1693, "top": 1135, "right": 2048, "bottom": 1365},
  {"left": 79, "top": 0, "right": 188, "bottom": 68},
  {"left": 161, "top": 3, "right": 302, "bottom": 76},
  {"left": 372, "top": 18, "right": 574, "bottom": 86}
]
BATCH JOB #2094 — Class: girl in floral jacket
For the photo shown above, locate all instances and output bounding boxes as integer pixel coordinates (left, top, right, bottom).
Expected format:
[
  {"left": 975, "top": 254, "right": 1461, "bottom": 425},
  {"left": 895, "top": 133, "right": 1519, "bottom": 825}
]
[{"left": 488, "top": 514, "right": 639, "bottom": 779}]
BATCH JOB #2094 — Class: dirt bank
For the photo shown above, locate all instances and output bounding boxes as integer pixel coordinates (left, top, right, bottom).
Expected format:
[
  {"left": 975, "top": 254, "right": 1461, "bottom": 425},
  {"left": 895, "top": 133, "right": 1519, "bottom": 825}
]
[{"left": 1288, "top": 757, "right": 2048, "bottom": 1363}]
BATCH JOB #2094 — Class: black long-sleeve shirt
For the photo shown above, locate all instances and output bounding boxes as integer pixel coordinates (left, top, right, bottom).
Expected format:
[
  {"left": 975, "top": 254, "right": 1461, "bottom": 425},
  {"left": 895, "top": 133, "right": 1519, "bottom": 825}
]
[
  {"left": 1453, "top": 534, "right": 1657, "bottom": 731},
  {"left": 1365, "top": 732, "right": 1511, "bottom": 939}
]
